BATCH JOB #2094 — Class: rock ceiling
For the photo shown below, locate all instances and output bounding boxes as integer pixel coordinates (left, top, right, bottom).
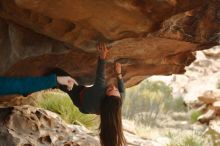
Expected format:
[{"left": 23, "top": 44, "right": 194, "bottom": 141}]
[{"left": 0, "top": 0, "right": 219, "bottom": 87}]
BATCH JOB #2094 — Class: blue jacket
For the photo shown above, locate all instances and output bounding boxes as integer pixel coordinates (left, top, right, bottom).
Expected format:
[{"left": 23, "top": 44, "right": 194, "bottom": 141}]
[{"left": 0, "top": 74, "right": 57, "bottom": 95}]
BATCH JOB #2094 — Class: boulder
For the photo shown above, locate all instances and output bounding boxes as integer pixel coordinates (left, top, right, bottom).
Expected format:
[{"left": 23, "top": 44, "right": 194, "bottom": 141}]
[
  {"left": 198, "top": 90, "right": 220, "bottom": 104},
  {"left": 213, "top": 101, "right": 220, "bottom": 113},
  {"left": 0, "top": 105, "right": 162, "bottom": 146},
  {"left": 0, "top": 0, "right": 219, "bottom": 87},
  {"left": 198, "top": 109, "right": 215, "bottom": 124},
  {"left": 0, "top": 105, "right": 100, "bottom": 146}
]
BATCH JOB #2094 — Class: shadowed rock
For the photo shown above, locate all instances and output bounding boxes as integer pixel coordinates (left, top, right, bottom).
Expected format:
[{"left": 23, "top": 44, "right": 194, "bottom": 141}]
[{"left": 0, "top": 0, "right": 219, "bottom": 87}]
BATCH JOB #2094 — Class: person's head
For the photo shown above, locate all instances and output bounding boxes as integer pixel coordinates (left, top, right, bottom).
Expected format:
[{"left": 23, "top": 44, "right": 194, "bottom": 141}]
[
  {"left": 99, "top": 85, "right": 126, "bottom": 146},
  {"left": 106, "top": 84, "right": 120, "bottom": 97}
]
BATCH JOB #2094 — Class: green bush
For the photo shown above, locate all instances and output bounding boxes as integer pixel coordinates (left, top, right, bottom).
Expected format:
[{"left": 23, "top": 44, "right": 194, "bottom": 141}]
[
  {"left": 122, "top": 79, "right": 185, "bottom": 126},
  {"left": 168, "top": 135, "right": 204, "bottom": 146},
  {"left": 164, "top": 96, "right": 187, "bottom": 113},
  {"left": 190, "top": 110, "right": 203, "bottom": 123},
  {"left": 204, "top": 128, "right": 220, "bottom": 146},
  {"left": 38, "top": 91, "right": 98, "bottom": 128},
  {"left": 166, "top": 131, "right": 212, "bottom": 146}
]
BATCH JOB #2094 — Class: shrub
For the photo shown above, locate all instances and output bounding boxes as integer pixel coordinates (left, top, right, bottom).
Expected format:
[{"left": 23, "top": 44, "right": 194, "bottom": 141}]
[
  {"left": 190, "top": 110, "right": 203, "bottom": 123},
  {"left": 122, "top": 79, "right": 176, "bottom": 126},
  {"left": 38, "top": 91, "right": 97, "bottom": 128},
  {"left": 166, "top": 131, "right": 212, "bottom": 146},
  {"left": 204, "top": 127, "right": 220, "bottom": 146},
  {"left": 164, "top": 96, "right": 187, "bottom": 113}
]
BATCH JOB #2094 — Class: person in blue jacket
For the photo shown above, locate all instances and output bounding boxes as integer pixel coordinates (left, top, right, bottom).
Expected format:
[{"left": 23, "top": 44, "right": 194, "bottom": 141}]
[
  {"left": 0, "top": 43, "right": 126, "bottom": 146},
  {"left": 0, "top": 73, "right": 77, "bottom": 96}
]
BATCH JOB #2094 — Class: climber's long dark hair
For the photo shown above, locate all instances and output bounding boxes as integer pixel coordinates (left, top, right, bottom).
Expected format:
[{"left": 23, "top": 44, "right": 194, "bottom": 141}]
[{"left": 99, "top": 95, "right": 126, "bottom": 146}]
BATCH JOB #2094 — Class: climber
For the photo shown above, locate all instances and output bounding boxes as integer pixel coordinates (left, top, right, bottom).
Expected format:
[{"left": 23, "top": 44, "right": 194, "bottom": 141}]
[
  {"left": 0, "top": 42, "right": 126, "bottom": 146},
  {"left": 56, "top": 42, "right": 126, "bottom": 146}
]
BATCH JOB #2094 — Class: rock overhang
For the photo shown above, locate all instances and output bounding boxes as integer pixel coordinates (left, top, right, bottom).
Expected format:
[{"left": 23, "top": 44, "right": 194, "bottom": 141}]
[{"left": 0, "top": 0, "right": 219, "bottom": 87}]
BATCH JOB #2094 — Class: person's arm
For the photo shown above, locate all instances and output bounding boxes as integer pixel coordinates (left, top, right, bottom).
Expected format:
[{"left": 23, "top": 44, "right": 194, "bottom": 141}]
[
  {"left": 94, "top": 43, "right": 109, "bottom": 86},
  {"left": 117, "top": 75, "right": 125, "bottom": 99},
  {"left": 94, "top": 57, "right": 106, "bottom": 86},
  {"left": 0, "top": 74, "right": 57, "bottom": 95},
  {"left": 115, "top": 63, "right": 125, "bottom": 99},
  {"left": 0, "top": 74, "right": 76, "bottom": 95}
]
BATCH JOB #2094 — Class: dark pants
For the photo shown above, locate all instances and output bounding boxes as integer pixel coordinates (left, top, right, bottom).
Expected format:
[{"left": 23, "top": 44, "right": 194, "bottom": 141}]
[
  {"left": 68, "top": 85, "right": 84, "bottom": 107},
  {"left": 49, "top": 67, "right": 84, "bottom": 107}
]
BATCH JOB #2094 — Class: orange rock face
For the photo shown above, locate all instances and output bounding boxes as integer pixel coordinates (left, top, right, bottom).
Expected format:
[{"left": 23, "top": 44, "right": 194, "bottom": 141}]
[
  {"left": 0, "top": 105, "right": 100, "bottom": 146},
  {"left": 0, "top": 0, "right": 219, "bottom": 87}
]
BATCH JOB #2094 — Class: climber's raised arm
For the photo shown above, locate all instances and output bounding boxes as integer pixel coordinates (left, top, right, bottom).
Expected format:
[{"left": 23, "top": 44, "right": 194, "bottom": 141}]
[{"left": 94, "top": 43, "right": 110, "bottom": 86}]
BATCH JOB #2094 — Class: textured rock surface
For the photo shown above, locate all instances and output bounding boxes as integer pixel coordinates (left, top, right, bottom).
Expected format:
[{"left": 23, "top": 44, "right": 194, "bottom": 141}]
[
  {"left": 150, "top": 46, "right": 220, "bottom": 103},
  {"left": 191, "top": 90, "right": 220, "bottom": 124},
  {"left": 193, "top": 91, "right": 220, "bottom": 145},
  {"left": 0, "top": 0, "right": 220, "bottom": 87},
  {"left": 0, "top": 105, "right": 161, "bottom": 146},
  {"left": 0, "top": 105, "right": 100, "bottom": 146}
]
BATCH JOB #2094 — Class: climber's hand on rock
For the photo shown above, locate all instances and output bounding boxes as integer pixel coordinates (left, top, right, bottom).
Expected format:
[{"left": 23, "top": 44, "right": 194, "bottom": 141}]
[
  {"left": 115, "top": 62, "right": 122, "bottom": 79},
  {"left": 97, "top": 42, "right": 110, "bottom": 60},
  {"left": 115, "top": 62, "right": 122, "bottom": 74}
]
